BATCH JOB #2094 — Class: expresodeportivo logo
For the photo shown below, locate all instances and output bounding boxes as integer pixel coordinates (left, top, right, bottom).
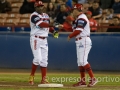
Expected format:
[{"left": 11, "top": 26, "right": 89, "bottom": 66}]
[{"left": 44, "top": 76, "right": 120, "bottom": 83}]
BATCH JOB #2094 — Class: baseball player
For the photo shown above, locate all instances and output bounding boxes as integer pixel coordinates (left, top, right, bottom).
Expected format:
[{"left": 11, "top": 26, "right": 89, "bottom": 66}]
[
  {"left": 67, "top": 4, "right": 98, "bottom": 87},
  {"left": 29, "top": 0, "right": 58, "bottom": 85}
]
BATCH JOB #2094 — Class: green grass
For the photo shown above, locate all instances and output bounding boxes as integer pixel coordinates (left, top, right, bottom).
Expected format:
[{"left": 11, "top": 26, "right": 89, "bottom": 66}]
[{"left": 0, "top": 71, "right": 120, "bottom": 90}]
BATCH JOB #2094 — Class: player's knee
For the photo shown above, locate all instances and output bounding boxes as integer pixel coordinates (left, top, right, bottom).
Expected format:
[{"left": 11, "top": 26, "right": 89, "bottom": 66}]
[
  {"left": 78, "top": 61, "right": 88, "bottom": 66},
  {"left": 33, "top": 61, "right": 39, "bottom": 65},
  {"left": 40, "top": 61, "right": 48, "bottom": 67},
  {"left": 33, "top": 58, "right": 41, "bottom": 65}
]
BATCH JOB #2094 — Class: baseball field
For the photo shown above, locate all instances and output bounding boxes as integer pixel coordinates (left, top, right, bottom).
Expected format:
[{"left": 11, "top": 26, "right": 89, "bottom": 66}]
[{"left": 0, "top": 69, "right": 120, "bottom": 90}]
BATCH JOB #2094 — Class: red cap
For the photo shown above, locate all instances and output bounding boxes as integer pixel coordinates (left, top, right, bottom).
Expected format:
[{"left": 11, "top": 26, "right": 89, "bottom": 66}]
[
  {"left": 34, "top": 0, "right": 44, "bottom": 7},
  {"left": 66, "top": 16, "right": 74, "bottom": 21},
  {"left": 86, "top": 11, "right": 92, "bottom": 15},
  {"left": 73, "top": 4, "right": 83, "bottom": 11}
]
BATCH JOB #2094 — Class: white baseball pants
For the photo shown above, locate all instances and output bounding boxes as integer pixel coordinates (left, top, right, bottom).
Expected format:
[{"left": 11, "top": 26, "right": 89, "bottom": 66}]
[
  {"left": 30, "top": 36, "right": 48, "bottom": 67},
  {"left": 75, "top": 37, "right": 92, "bottom": 66}
]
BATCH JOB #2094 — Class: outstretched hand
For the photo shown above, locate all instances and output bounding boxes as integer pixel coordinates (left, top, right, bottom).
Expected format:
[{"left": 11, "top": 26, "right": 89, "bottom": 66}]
[
  {"left": 67, "top": 36, "right": 70, "bottom": 41},
  {"left": 53, "top": 31, "right": 59, "bottom": 38},
  {"left": 58, "top": 24, "right": 63, "bottom": 29}
]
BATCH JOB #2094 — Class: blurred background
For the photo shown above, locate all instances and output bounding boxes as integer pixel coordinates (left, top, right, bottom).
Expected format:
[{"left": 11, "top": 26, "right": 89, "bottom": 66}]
[{"left": 0, "top": 0, "right": 120, "bottom": 32}]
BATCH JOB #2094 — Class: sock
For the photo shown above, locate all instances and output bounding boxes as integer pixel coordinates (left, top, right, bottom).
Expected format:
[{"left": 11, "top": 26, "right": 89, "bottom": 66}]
[
  {"left": 30, "top": 63, "right": 38, "bottom": 76},
  {"left": 79, "top": 66, "right": 85, "bottom": 82},
  {"left": 40, "top": 66, "right": 47, "bottom": 81},
  {"left": 84, "top": 63, "right": 94, "bottom": 79}
]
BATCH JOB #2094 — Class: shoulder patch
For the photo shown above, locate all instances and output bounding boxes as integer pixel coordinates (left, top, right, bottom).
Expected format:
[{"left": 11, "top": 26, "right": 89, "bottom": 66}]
[
  {"left": 34, "top": 17, "right": 40, "bottom": 21},
  {"left": 31, "top": 15, "right": 41, "bottom": 24},
  {"left": 77, "top": 18, "right": 87, "bottom": 28}
]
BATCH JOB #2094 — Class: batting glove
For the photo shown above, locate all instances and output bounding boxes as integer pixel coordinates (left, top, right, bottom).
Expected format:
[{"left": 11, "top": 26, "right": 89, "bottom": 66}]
[{"left": 53, "top": 31, "right": 59, "bottom": 38}]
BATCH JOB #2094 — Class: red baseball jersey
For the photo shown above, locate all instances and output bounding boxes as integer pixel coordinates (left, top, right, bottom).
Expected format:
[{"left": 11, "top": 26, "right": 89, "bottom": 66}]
[
  {"left": 89, "top": 18, "right": 97, "bottom": 31},
  {"left": 62, "top": 22, "right": 73, "bottom": 32}
]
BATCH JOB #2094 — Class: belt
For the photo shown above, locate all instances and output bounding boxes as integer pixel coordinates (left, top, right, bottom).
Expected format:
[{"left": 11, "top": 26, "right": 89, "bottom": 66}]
[
  {"left": 35, "top": 36, "right": 46, "bottom": 39},
  {"left": 76, "top": 36, "right": 89, "bottom": 41},
  {"left": 76, "top": 37, "right": 82, "bottom": 41}
]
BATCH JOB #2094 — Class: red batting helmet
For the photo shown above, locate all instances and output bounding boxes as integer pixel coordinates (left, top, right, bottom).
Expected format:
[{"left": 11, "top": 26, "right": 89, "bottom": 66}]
[
  {"left": 34, "top": 0, "right": 44, "bottom": 7},
  {"left": 73, "top": 4, "right": 83, "bottom": 11}
]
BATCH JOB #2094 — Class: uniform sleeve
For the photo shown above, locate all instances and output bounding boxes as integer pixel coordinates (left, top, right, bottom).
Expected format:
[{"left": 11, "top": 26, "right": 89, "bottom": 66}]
[
  {"left": 31, "top": 15, "right": 43, "bottom": 26},
  {"left": 31, "top": 15, "right": 50, "bottom": 28},
  {"left": 69, "top": 30, "right": 81, "bottom": 38},
  {"left": 75, "top": 18, "right": 87, "bottom": 31}
]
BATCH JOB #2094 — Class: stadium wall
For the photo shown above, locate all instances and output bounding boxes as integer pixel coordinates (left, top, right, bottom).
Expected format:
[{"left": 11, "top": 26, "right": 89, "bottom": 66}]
[{"left": 0, "top": 32, "right": 120, "bottom": 71}]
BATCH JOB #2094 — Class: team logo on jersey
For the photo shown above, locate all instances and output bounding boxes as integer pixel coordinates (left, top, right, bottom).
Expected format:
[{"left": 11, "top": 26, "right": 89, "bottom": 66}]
[
  {"left": 78, "top": 20, "right": 84, "bottom": 26},
  {"left": 45, "top": 15, "right": 49, "bottom": 18},
  {"left": 78, "top": 20, "right": 87, "bottom": 28},
  {"left": 34, "top": 17, "right": 40, "bottom": 21},
  {"left": 78, "top": 20, "right": 84, "bottom": 23},
  {"left": 79, "top": 43, "right": 84, "bottom": 48}
]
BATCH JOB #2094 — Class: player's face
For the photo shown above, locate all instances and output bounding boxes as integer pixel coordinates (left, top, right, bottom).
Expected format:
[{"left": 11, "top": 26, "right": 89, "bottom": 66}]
[
  {"left": 36, "top": 6, "right": 45, "bottom": 14},
  {"left": 86, "top": 14, "right": 91, "bottom": 19},
  {"left": 72, "top": 9, "right": 78, "bottom": 18}
]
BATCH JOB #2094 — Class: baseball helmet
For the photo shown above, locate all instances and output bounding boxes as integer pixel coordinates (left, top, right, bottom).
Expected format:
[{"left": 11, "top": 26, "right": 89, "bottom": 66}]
[
  {"left": 34, "top": 0, "right": 44, "bottom": 7},
  {"left": 73, "top": 3, "right": 83, "bottom": 11}
]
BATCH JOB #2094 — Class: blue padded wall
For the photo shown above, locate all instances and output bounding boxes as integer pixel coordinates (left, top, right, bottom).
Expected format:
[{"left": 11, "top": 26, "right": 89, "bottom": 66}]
[{"left": 0, "top": 33, "right": 120, "bottom": 71}]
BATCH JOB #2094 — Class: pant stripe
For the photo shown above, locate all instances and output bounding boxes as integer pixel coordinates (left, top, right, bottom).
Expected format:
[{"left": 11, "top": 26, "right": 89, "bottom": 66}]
[
  {"left": 34, "top": 40, "right": 37, "bottom": 50},
  {"left": 83, "top": 38, "right": 86, "bottom": 66}
]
